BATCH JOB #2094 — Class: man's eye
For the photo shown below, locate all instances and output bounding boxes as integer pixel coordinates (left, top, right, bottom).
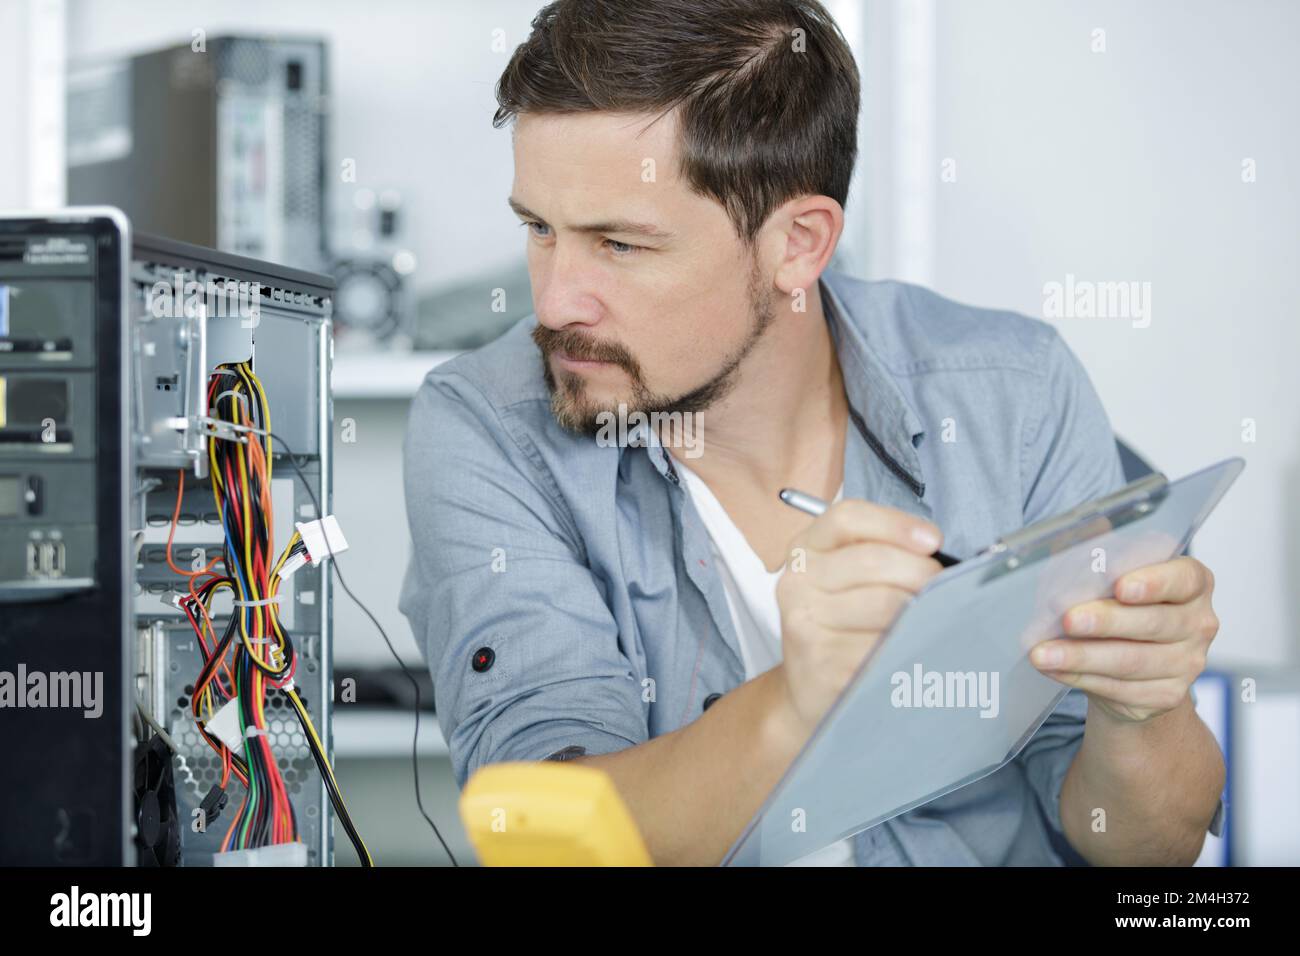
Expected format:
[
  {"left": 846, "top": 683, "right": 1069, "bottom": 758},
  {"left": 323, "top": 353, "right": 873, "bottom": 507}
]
[
  {"left": 523, "top": 221, "right": 551, "bottom": 239},
  {"left": 603, "top": 238, "right": 639, "bottom": 256}
]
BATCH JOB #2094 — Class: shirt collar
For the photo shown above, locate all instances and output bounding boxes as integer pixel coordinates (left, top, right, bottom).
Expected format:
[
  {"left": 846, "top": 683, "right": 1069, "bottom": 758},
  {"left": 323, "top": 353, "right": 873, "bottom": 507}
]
[
  {"left": 819, "top": 272, "right": 928, "bottom": 498},
  {"left": 630, "top": 412, "right": 683, "bottom": 484}
]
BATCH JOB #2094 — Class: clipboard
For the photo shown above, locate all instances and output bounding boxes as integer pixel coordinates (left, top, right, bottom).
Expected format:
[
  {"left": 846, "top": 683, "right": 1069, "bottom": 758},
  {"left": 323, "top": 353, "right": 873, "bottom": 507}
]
[{"left": 722, "top": 456, "right": 1246, "bottom": 866}]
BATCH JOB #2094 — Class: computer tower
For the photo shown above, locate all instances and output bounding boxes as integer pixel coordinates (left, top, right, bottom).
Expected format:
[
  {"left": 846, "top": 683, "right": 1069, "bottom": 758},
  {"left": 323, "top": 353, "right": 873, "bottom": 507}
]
[
  {"left": 66, "top": 36, "right": 328, "bottom": 273},
  {"left": 0, "top": 208, "right": 336, "bottom": 866}
]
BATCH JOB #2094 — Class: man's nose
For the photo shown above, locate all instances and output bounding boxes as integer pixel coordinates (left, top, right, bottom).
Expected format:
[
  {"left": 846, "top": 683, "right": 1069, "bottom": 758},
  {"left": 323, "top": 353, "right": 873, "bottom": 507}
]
[{"left": 532, "top": 242, "right": 602, "bottom": 332}]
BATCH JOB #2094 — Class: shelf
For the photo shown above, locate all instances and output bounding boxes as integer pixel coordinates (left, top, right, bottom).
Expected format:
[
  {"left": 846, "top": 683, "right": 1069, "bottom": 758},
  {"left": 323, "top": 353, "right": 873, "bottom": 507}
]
[
  {"left": 331, "top": 350, "right": 460, "bottom": 399},
  {"left": 332, "top": 707, "right": 448, "bottom": 758}
]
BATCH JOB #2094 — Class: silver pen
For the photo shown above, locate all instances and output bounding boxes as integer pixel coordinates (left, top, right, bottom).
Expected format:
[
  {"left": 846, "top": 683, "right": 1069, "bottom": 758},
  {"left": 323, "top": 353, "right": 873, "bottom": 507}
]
[{"left": 778, "top": 487, "right": 961, "bottom": 567}]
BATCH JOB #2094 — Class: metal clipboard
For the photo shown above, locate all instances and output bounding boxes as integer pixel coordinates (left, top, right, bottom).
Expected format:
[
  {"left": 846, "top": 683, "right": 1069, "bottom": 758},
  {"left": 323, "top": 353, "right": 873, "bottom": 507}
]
[{"left": 723, "top": 457, "right": 1246, "bottom": 866}]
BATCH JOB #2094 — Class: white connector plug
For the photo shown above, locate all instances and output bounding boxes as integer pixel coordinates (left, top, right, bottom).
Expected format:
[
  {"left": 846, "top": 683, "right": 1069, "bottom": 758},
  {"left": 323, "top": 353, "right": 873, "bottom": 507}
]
[
  {"left": 213, "top": 842, "right": 308, "bottom": 867},
  {"left": 278, "top": 515, "right": 349, "bottom": 580},
  {"left": 203, "top": 696, "right": 244, "bottom": 753}
]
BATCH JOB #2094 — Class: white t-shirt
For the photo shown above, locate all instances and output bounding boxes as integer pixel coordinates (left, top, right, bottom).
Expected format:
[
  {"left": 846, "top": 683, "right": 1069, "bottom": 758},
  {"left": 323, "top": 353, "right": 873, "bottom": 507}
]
[{"left": 676, "top": 461, "right": 855, "bottom": 867}]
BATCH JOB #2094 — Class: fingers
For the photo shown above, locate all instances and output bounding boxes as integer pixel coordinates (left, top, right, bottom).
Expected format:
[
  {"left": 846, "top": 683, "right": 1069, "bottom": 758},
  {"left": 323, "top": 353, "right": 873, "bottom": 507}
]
[
  {"left": 804, "top": 583, "right": 915, "bottom": 632},
  {"left": 1031, "top": 636, "right": 1197, "bottom": 681},
  {"left": 1114, "top": 556, "right": 1212, "bottom": 605},
  {"left": 1033, "top": 671, "right": 1192, "bottom": 716},
  {"left": 801, "top": 499, "right": 942, "bottom": 557},
  {"left": 1064, "top": 598, "right": 1179, "bottom": 642},
  {"left": 779, "top": 501, "right": 944, "bottom": 636},
  {"left": 794, "top": 540, "right": 943, "bottom": 593},
  {"left": 1064, "top": 596, "right": 1215, "bottom": 644}
]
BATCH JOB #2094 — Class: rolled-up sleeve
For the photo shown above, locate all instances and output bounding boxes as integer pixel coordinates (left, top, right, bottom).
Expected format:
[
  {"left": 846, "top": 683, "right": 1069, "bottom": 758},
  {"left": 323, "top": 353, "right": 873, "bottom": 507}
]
[
  {"left": 398, "top": 372, "right": 647, "bottom": 788},
  {"left": 1188, "top": 682, "right": 1228, "bottom": 839},
  {"left": 1013, "top": 328, "right": 1226, "bottom": 854}
]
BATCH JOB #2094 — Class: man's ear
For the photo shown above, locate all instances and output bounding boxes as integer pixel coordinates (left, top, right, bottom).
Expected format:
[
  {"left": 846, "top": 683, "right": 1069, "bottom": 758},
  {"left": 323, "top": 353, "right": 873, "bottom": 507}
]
[{"left": 770, "top": 195, "right": 845, "bottom": 298}]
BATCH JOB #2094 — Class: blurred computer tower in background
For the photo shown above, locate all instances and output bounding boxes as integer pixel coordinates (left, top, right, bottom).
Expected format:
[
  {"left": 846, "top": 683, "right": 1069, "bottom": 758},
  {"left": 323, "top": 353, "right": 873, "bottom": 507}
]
[{"left": 66, "top": 36, "right": 328, "bottom": 273}]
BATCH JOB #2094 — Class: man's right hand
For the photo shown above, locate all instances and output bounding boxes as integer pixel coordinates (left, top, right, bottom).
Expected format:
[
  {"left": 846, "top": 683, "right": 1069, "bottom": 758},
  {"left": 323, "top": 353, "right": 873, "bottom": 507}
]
[{"left": 774, "top": 499, "right": 945, "bottom": 738}]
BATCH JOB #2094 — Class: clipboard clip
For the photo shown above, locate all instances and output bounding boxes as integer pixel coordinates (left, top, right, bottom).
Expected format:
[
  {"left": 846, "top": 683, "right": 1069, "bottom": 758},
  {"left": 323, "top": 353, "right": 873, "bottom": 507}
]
[{"left": 981, "top": 471, "right": 1170, "bottom": 574}]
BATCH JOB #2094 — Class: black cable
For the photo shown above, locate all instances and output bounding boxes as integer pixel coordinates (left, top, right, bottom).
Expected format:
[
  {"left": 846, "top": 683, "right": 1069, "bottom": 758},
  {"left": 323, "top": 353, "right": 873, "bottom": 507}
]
[
  {"left": 269, "top": 431, "right": 459, "bottom": 867},
  {"left": 285, "top": 691, "right": 371, "bottom": 866}
]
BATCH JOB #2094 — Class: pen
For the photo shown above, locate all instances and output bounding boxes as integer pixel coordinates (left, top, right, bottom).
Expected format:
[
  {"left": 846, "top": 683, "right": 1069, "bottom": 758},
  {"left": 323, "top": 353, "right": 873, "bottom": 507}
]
[{"left": 778, "top": 487, "right": 961, "bottom": 567}]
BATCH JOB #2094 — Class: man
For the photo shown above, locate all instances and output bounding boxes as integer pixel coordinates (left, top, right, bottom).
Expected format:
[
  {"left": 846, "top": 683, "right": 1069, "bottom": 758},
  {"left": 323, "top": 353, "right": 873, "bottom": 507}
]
[{"left": 399, "top": 0, "right": 1225, "bottom": 866}]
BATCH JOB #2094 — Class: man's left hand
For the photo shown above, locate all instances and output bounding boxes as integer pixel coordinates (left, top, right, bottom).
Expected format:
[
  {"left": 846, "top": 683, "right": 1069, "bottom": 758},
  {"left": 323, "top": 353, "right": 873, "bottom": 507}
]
[{"left": 1031, "top": 556, "right": 1219, "bottom": 723}]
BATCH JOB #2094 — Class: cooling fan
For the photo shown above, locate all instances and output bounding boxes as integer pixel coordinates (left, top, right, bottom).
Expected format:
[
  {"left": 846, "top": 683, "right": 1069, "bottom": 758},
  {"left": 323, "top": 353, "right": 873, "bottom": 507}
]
[{"left": 133, "top": 733, "right": 182, "bottom": 867}]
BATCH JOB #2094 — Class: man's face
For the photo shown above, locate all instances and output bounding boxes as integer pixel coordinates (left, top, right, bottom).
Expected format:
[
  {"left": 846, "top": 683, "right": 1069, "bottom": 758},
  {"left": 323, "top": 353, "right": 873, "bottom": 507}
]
[{"left": 510, "top": 110, "right": 774, "bottom": 434}]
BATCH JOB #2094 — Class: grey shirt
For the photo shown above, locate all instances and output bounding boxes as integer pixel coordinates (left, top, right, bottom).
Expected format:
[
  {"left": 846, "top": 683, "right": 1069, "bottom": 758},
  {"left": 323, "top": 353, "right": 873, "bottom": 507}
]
[{"left": 399, "top": 270, "right": 1225, "bottom": 865}]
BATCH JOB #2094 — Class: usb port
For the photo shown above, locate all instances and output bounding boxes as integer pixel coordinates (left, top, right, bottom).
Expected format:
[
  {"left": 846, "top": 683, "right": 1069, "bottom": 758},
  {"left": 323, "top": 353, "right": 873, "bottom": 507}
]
[
  {"left": 26, "top": 540, "right": 40, "bottom": 576},
  {"left": 34, "top": 540, "right": 65, "bottom": 578}
]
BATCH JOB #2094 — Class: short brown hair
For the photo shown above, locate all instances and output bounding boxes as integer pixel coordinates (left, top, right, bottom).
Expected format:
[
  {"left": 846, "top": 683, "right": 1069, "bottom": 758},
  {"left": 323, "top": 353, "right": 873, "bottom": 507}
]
[{"left": 494, "top": 0, "right": 861, "bottom": 243}]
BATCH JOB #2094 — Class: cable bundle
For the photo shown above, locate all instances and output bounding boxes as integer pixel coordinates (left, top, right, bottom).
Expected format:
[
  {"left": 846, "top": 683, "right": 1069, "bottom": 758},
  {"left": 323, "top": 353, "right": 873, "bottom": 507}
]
[
  {"left": 205, "top": 360, "right": 299, "bottom": 851},
  {"left": 163, "top": 358, "right": 371, "bottom": 865}
]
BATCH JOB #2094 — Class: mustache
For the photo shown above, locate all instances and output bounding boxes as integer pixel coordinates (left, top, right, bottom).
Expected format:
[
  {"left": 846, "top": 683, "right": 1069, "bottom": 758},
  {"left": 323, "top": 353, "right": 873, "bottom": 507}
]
[{"left": 532, "top": 324, "right": 639, "bottom": 372}]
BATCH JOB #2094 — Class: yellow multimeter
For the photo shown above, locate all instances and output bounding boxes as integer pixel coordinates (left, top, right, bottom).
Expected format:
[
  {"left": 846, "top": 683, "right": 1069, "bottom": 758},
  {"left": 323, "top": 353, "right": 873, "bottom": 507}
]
[{"left": 459, "top": 762, "right": 653, "bottom": 867}]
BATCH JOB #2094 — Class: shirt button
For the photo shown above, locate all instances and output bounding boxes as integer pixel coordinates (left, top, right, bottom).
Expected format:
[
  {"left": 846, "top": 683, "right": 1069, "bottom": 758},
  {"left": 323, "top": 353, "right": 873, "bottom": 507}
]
[
  {"left": 471, "top": 647, "right": 495, "bottom": 673},
  {"left": 703, "top": 693, "right": 722, "bottom": 711}
]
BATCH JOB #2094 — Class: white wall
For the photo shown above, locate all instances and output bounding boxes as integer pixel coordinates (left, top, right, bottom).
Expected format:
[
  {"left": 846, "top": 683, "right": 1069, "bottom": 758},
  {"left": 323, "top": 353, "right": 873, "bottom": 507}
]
[
  {"left": 0, "top": 0, "right": 66, "bottom": 209},
  {"left": 0, "top": 1, "right": 24, "bottom": 205}
]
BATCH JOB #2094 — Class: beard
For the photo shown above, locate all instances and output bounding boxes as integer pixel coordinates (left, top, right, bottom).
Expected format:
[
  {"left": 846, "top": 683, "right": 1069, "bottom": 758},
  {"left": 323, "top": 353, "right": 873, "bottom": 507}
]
[{"left": 533, "top": 259, "right": 776, "bottom": 436}]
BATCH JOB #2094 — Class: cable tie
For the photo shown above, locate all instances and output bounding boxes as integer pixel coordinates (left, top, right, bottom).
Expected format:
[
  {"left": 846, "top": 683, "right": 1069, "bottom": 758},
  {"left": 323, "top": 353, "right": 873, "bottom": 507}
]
[
  {"left": 197, "top": 414, "right": 270, "bottom": 440},
  {"left": 231, "top": 595, "right": 280, "bottom": 607},
  {"left": 213, "top": 389, "right": 251, "bottom": 415}
]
